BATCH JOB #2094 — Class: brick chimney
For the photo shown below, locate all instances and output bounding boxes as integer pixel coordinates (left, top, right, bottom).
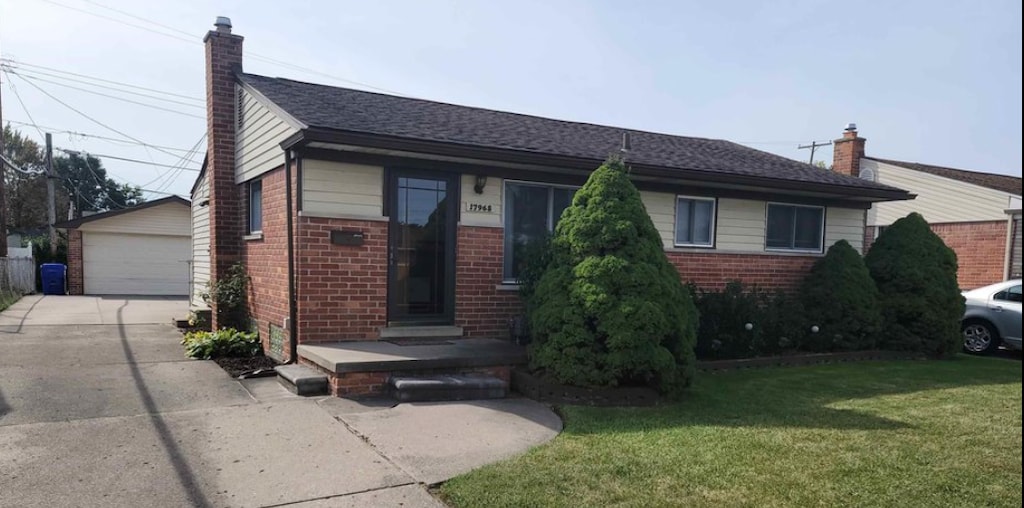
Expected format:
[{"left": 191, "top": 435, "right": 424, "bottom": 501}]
[
  {"left": 204, "top": 17, "right": 243, "bottom": 328},
  {"left": 832, "top": 123, "right": 866, "bottom": 177}
]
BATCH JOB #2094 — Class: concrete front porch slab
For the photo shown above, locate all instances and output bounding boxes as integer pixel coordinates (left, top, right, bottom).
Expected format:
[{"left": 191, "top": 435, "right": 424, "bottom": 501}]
[{"left": 297, "top": 338, "right": 527, "bottom": 374}]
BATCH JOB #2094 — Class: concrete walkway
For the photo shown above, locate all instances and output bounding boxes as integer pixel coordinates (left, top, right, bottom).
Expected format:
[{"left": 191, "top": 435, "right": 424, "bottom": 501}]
[{"left": 0, "top": 295, "right": 560, "bottom": 507}]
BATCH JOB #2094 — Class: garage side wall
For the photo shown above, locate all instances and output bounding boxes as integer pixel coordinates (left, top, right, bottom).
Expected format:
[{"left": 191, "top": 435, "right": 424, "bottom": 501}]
[{"left": 68, "top": 229, "right": 84, "bottom": 295}]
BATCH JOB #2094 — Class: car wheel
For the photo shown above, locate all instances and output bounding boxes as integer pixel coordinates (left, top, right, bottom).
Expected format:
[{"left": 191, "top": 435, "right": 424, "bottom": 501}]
[{"left": 962, "top": 321, "right": 1000, "bottom": 355}]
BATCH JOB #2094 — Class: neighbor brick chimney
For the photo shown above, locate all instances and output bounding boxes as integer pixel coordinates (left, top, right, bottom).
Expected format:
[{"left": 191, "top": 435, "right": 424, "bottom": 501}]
[
  {"left": 205, "top": 17, "right": 243, "bottom": 328},
  {"left": 832, "top": 123, "right": 866, "bottom": 177}
]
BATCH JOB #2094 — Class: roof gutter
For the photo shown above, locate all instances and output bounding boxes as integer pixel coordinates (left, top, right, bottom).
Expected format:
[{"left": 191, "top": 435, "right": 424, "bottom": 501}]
[{"left": 282, "top": 128, "right": 913, "bottom": 203}]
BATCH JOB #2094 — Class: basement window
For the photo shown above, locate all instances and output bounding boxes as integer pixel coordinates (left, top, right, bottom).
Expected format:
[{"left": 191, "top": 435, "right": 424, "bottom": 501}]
[
  {"left": 248, "top": 179, "right": 263, "bottom": 234},
  {"left": 765, "top": 203, "right": 824, "bottom": 252}
]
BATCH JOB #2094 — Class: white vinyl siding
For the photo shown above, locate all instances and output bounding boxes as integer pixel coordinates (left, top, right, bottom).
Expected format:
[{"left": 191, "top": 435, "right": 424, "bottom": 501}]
[
  {"left": 642, "top": 192, "right": 863, "bottom": 254},
  {"left": 235, "top": 87, "right": 298, "bottom": 183},
  {"left": 301, "top": 159, "right": 385, "bottom": 218},
  {"left": 864, "top": 159, "right": 1021, "bottom": 225},
  {"left": 191, "top": 178, "right": 210, "bottom": 307},
  {"left": 83, "top": 232, "right": 190, "bottom": 295},
  {"left": 78, "top": 202, "right": 191, "bottom": 236},
  {"left": 460, "top": 174, "right": 503, "bottom": 227},
  {"left": 715, "top": 198, "right": 769, "bottom": 252},
  {"left": 825, "top": 207, "right": 865, "bottom": 253}
]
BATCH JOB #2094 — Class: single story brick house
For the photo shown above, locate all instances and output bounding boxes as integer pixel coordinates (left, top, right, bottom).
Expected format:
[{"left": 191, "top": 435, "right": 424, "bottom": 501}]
[
  {"left": 832, "top": 129, "right": 1022, "bottom": 289},
  {"left": 195, "top": 18, "right": 912, "bottom": 366}
]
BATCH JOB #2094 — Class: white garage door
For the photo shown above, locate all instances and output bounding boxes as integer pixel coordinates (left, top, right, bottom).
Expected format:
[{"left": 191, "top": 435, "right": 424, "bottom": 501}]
[{"left": 83, "top": 232, "right": 191, "bottom": 295}]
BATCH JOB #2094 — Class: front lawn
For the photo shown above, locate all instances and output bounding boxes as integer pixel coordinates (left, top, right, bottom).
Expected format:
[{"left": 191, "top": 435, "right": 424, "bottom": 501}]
[{"left": 441, "top": 357, "right": 1022, "bottom": 507}]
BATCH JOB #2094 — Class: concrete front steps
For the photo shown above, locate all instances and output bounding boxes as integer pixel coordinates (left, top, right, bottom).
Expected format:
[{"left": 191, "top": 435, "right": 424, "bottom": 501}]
[{"left": 293, "top": 337, "right": 527, "bottom": 400}]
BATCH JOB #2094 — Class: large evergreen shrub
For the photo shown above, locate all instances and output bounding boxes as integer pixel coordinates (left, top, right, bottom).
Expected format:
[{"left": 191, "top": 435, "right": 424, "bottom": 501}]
[
  {"left": 800, "top": 240, "right": 883, "bottom": 351},
  {"left": 691, "top": 281, "right": 807, "bottom": 360},
  {"left": 527, "top": 159, "right": 698, "bottom": 394},
  {"left": 864, "top": 213, "right": 964, "bottom": 357}
]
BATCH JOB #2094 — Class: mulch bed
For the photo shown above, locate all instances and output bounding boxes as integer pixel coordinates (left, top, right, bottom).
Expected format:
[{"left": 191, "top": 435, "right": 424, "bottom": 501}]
[
  {"left": 696, "top": 350, "right": 927, "bottom": 372},
  {"left": 213, "top": 355, "right": 281, "bottom": 378},
  {"left": 512, "top": 369, "right": 661, "bottom": 407}
]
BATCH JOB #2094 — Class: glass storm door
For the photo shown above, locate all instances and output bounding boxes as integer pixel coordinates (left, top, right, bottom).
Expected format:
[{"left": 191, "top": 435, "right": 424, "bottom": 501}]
[{"left": 387, "top": 170, "right": 457, "bottom": 325}]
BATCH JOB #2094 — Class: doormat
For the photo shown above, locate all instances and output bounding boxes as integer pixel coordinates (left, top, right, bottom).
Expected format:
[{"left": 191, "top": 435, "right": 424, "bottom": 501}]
[{"left": 386, "top": 339, "right": 454, "bottom": 346}]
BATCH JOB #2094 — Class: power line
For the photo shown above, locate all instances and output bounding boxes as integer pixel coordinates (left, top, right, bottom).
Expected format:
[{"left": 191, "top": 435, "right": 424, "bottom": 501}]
[
  {"left": 7, "top": 66, "right": 204, "bottom": 108},
  {"left": 9, "top": 72, "right": 194, "bottom": 160},
  {"left": 7, "top": 70, "right": 206, "bottom": 120},
  {"left": 55, "top": 148, "right": 200, "bottom": 171},
  {"left": 2, "top": 69, "right": 46, "bottom": 140},
  {"left": 37, "top": 0, "right": 413, "bottom": 97},
  {"left": 81, "top": 0, "right": 197, "bottom": 39},
  {"left": 2, "top": 59, "right": 203, "bottom": 102},
  {"left": 3, "top": 118, "right": 200, "bottom": 154},
  {"left": 145, "top": 134, "right": 205, "bottom": 192}
]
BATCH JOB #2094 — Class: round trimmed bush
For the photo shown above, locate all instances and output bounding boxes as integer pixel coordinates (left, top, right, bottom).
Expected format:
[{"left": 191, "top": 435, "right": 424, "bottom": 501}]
[
  {"left": 800, "top": 240, "right": 882, "bottom": 351},
  {"left": 864, "top": 213, "right": 964, "bottom": 357},
  {"left": 526, "top": 159, "right": 698, "bottom": 394}
]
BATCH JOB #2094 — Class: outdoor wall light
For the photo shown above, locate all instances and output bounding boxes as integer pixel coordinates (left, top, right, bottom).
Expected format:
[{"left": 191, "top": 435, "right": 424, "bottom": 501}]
[{"left": 474, "top": 175, "right": 488, "bottom": 194}]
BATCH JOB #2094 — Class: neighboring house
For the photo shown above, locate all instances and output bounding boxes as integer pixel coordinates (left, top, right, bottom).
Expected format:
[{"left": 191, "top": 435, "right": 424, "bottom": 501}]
[
  {"left": 831, "top": 127, "right": 1022, "bottom": 289},
  {"left": 195, "top": 19, "right": 912, "bottom": 373},
  {"left": 57, "top": 196, "right": 192, "bottom": 296}
]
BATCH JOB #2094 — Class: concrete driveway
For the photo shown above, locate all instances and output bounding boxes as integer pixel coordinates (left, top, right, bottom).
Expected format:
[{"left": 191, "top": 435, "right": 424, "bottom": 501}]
[{"left": 0, "top": 295, "right": 560, "bottom": 507}]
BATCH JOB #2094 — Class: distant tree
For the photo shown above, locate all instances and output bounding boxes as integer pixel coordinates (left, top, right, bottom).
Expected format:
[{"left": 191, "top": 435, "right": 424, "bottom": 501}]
[
  {"left": 54, "top": 152, "right": 144, "bottom": 218},
  {"left": 3, "top": 126, "right": 145, "bottom": 231},
  {"left": 814, "top": 160, "right": 833, "bottom": 170}
]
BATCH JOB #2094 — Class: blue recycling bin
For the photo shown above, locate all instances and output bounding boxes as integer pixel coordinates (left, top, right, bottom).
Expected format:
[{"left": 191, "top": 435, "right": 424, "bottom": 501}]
[{"left": 40, "top": 263, "right": 67, "bottom": 295}]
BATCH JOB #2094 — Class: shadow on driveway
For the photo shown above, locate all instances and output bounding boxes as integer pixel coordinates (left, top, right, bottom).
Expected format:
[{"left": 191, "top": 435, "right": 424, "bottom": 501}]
[{"left": 115, "top": 300, "right": 211, "bottom": 508}]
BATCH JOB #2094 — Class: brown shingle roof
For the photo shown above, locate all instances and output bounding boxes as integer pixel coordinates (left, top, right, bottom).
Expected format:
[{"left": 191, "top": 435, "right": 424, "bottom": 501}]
[
  {"left": 239, "top": 73, "right": 909, "bottom": 196},
  {"left": 867, "top": 158, "right": 1021, "bottom": 195}
]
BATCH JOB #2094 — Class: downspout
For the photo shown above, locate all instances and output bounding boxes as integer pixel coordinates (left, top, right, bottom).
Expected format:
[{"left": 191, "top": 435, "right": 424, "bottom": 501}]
[{"left": 284, "top": 149, "right": 299, "bottom": 363}]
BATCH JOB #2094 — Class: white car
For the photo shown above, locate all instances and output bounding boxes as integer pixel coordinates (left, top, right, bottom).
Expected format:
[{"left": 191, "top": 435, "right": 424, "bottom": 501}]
[{"left": 961, "top": 279, "right": 1022, "bottom": 355}]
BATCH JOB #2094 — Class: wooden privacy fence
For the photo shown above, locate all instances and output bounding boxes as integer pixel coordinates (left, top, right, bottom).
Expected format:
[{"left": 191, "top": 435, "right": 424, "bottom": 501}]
[{"left": 1, "top": 256, "right": 37, "bottom": 295}]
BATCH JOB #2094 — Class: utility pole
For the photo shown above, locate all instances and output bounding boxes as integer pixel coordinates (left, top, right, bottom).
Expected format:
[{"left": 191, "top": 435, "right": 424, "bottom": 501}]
[
  {"left": 798, "top": 140, "right": 833, "bottom": 166},
  {"left": 0, "top": 68, "right": 8, "bottom": 257},
  {"left": 45, "top": 133, "right": 57, "bottom": 257}
]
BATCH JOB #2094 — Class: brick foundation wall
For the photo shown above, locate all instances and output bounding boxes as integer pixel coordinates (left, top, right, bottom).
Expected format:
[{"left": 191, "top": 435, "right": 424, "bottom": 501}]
[
  {"left": 666, "top": 251, "right": 817, "bottom": 291},
  {"left": 67, "top": 229, "right": 83, "bottom": 295},
  {"left": 455, "top": 226, "right": 521, "bottom": 339},
  {"left": 241, "top": 167, "right": 293, "bottom": 360},
  {"left": 930, "top": 220, "right": 1007, "bottom": 290},
  {"left": 295, "top": 217, "right": 388, "bottom": 342},
  {"left": 863, "top": 226, "right": 877, "bottom": 254}
]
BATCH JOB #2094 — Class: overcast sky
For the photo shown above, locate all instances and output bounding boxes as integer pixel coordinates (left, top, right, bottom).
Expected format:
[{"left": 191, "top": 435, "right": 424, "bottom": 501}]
[{"left": 1, "top": 0, "right": 1021, "bottom": 200}]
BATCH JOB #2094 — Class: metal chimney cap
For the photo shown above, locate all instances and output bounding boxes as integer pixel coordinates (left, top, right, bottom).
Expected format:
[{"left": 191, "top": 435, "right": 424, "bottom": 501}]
[
  {"left": 844, "top": 122, "right": 857, "bottom": 131},
  {"left": 214, "top": 16, "right": 232, "bottom": 31}
]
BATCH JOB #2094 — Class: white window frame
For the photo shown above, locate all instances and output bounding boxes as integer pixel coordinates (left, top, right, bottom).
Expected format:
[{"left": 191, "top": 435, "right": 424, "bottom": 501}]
[
  {"left": 502, "top": 179, "right": 580, "bottom": 283},
  {"left": 764, "top": 202, "right": 825, "bottom": 253},
  {"left": 248, "top": 179, "right": 263, "bottom": 234},
  {"left": 673, "top": 195, "right": 717, "bottom": 248}
]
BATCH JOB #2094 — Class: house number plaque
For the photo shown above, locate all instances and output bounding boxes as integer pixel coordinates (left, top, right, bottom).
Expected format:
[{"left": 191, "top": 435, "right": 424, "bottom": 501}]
[{"left": 465, "top": 202, "right": 494, "bottom": 213}]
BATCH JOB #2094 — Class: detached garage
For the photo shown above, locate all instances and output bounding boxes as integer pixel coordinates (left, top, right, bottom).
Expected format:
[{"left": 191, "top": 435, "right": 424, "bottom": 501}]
[{"left": 58, "top": 196, "right": 191, "bottom": 296}]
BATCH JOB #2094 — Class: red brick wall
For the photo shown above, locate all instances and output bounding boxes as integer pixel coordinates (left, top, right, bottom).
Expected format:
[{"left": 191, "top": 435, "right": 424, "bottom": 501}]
[
  {"left": 666, "top": 251, "right": 817, "bottom": 291},
  {"left": 863, "top": 226, "right": 877, "bottom": 254},
  {"left": 241, "top": 167, "right": 293, "bottom": 359},
  {"left": 455, "top": 226, "right": 522, "bottom": 338},
  {"left": 295, "top": 217, "right": 388, "bottom": 342},
  {"left": 832, "top": 129, "right": 866, "bottom": 178},
  {"left": 67, "top": 229, "right": 83, "bottom": 295},
  {"left": 930, "top": 221, "right": 1007, "bottom": 290}
]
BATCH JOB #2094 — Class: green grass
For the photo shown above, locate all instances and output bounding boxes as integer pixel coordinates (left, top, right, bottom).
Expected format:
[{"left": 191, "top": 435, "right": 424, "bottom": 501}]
[
  {"left": 440, "top": 356, "right": 1022, "bottom": 507},
  {"left": 0, "top": 290, "right": 21, "bottom": 312}
]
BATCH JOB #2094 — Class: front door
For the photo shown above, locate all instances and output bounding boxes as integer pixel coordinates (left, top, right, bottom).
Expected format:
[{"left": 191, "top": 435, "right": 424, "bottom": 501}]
[{"left": 387, "top": 169, "right": 458, "bottom": 325}]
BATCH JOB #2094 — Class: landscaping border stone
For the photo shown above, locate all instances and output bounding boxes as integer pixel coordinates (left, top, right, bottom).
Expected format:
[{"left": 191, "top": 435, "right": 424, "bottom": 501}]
[{"left": 696, "top": 350, "right": 926, "bottom": 372}]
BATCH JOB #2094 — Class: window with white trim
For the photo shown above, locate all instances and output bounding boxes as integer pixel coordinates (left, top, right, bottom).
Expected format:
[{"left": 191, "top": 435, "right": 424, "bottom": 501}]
[
  {"left": 248, "top": 179, "right": 263, "bottom": 234},
  {"left": 674, "top": 196, "right": 716, "bottom": 247},
  {"left": 503, "top": 181, "right": 578, "bottom": 281},
  {"left": 765, "top": 203, "right": 824, "bottom": 252}
]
